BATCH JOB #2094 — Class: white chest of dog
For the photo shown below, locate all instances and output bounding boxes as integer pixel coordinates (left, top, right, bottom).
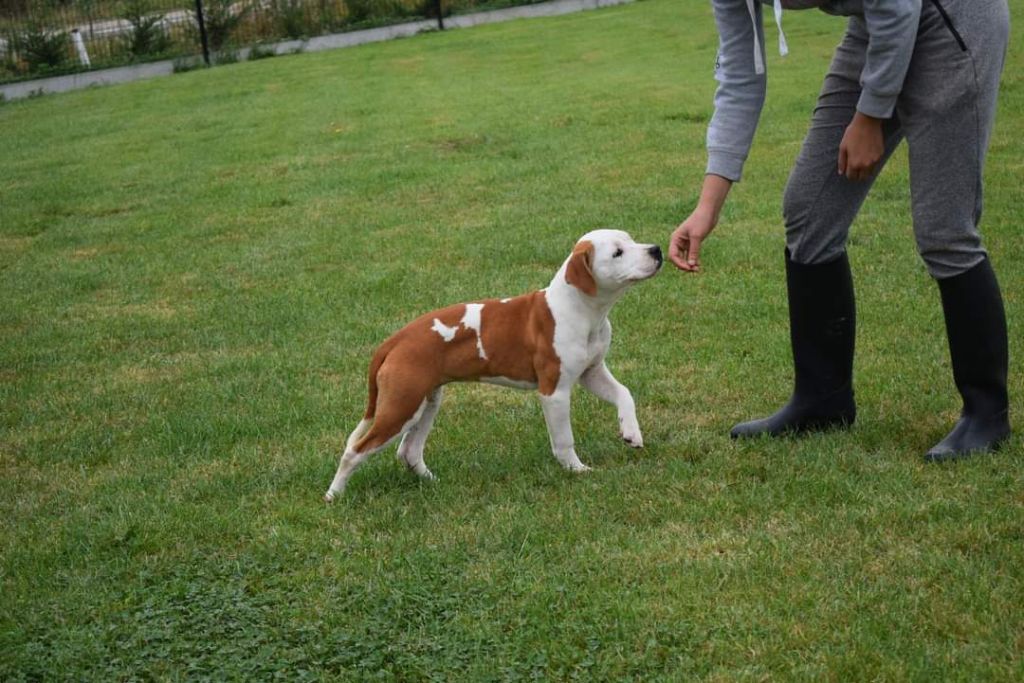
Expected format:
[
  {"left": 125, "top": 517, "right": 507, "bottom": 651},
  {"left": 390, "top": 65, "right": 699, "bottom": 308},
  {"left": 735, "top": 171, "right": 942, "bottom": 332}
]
[{"left": 325, "top": 229, "right": 662, "bottom": 500}]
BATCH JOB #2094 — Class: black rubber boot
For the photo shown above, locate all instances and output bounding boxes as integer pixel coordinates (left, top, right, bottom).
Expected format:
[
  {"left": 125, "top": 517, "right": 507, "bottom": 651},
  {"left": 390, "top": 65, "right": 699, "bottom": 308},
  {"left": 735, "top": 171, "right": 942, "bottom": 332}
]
[
  {"left": 731, "top": 250, "right": 857, "bottom": 439},
  {"left": 926, "top": 258, "right": 1010, "bottom": 462}
]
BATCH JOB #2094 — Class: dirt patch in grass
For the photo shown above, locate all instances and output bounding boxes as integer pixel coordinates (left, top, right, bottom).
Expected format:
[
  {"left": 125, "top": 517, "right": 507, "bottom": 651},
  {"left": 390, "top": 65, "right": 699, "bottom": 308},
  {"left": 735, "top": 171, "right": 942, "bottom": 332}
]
[
  {"left": 114, "top": 364, "right": 184, "bottom": 386},
  {"left": 0, "top": 235, "right": 35, "bottom": 254}
]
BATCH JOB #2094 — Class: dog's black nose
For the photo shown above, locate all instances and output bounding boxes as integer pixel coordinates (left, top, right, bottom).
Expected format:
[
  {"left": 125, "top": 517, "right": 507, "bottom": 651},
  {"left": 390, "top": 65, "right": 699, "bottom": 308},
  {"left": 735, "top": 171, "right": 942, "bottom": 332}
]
[{"left": 649, "top": 245, "right": 663, "bottom": 264}]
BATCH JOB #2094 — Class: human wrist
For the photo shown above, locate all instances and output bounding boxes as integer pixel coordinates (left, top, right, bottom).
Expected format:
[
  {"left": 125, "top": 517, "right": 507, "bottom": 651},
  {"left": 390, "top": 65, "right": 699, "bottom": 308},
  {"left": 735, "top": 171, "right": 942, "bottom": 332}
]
[
  {"left": 696, "top": 174, "right": 730, "bottom": 224},
  {"left": 852, "top": 111, "right": 884, "bottom": 129},
  {"left": 693, "top": 203, "right": 720, "bottom": 225},
  {"left": 856, "top": 89, "right": 896, "bottom": 120}
]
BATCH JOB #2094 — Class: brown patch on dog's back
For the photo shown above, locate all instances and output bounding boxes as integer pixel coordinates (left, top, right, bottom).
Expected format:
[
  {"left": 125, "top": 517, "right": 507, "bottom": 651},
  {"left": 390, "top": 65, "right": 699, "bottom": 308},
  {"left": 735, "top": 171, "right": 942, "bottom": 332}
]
[
  {"left": 361, "top": 290, "right": 562, "bottom": 415},
  {"left": 478, "top": 292, "right": 560, "bottom": 394}
]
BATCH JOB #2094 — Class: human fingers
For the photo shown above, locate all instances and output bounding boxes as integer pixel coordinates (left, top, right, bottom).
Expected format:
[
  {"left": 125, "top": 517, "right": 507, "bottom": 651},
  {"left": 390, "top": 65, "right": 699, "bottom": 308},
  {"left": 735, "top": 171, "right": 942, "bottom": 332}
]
[
  {"left": 685, "top": 234, "right": 702, "bottom": 272},
  {"left": 670, "top": 237, "right": 694, "bottom": 271},
  {"left": 668, "top": 227, "right": 691, "bottom": 271},
  {"left": 852, "top": 158, "right": 875, "bottom": 182}
]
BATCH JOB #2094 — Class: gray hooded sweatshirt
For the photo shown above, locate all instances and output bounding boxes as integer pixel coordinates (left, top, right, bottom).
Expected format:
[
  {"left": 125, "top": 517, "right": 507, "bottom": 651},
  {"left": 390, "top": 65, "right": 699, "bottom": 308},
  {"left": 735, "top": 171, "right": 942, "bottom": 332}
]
[{"left": 707, "top": 0, "right": 922, "bottom": 181}]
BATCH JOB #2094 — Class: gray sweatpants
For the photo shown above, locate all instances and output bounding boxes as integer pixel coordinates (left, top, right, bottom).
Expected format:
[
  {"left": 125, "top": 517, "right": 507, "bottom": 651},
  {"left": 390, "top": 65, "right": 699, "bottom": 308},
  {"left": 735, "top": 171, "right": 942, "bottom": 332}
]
[{"left": 783, "top": 0, "right": 1010, "bottom": 279}]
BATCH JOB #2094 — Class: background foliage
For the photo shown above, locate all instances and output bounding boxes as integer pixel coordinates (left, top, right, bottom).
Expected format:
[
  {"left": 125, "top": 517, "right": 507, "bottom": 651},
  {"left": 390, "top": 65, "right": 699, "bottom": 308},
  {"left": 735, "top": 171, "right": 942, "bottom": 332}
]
[{"left": 1, "top": 0, "right": 551, "bottom": 82}]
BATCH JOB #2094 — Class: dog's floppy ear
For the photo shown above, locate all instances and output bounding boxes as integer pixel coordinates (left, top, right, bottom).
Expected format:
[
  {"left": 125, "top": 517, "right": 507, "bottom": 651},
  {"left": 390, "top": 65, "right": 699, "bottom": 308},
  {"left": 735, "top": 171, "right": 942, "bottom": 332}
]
[{"left": 565, "top": 240, "right": 597, "bottom": 296}]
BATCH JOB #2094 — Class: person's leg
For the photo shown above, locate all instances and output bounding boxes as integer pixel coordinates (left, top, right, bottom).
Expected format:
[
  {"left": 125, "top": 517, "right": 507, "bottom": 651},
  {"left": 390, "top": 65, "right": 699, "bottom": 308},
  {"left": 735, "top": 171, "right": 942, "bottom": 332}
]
[
  {"left": 732, "top": 19, "right": 903, "bottom": 439},
  {"left": 898, "top": 0, "right": 1010, "bottom": 460}
]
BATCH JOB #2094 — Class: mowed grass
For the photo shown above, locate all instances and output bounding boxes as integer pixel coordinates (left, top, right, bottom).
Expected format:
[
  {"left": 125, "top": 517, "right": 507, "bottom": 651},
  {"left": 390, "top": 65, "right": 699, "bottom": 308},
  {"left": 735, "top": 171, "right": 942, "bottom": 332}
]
[{"left": 2, "top": 0, "right": 1024, "bottom": 679}]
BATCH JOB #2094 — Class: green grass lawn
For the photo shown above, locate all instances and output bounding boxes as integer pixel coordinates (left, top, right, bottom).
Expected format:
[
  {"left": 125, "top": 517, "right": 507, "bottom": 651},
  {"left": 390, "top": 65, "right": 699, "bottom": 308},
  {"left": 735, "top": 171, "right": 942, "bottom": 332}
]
[{"left": 2, "top": 0, "right": 1023, "bottom": 679}]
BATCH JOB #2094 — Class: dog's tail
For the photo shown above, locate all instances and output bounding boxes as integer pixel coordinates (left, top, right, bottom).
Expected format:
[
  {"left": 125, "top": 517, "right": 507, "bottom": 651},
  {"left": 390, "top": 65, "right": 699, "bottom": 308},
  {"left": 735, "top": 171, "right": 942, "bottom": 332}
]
[
  {"left": 362, "top": 340, "right": 394, "bottom": 421},
  {"left": 343, "top": 342, "right": 392, "bottom": 452},
  {"left": 344, "top": 418, "right": 373, "bottom": 452}
]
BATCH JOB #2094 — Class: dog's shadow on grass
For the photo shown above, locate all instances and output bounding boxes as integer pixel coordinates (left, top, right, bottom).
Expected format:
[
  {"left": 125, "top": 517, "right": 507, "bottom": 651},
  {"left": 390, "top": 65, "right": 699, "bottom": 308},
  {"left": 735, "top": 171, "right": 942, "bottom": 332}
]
[{"left": 329, "top": 433, "right": 700, "bottom": 509}]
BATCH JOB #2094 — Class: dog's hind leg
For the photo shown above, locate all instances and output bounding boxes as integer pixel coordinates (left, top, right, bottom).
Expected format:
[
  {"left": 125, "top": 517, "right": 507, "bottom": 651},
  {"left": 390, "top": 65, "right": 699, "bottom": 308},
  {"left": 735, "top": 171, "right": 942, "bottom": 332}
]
[
  {"left": 324, "top": 363, "right": 436, "bottom": 501},
  {"left": 323, "top": 420, "right": 371, "bottom": 501},
  {"left": 324, "top": 400, "right": 427, "bottom": 502},
  {"left": 397, "top": 386, "right": 443, "bottom": 480},
  {"left": 345, "top": 419, "right": 373, "bottom": 452}
]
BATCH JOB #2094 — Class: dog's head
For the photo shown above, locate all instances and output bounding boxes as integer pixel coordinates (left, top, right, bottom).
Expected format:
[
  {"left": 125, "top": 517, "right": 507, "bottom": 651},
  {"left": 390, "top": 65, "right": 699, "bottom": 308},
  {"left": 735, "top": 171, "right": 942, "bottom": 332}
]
[{"left": 564, "top": 229, "right": 662, "bottom": 297}]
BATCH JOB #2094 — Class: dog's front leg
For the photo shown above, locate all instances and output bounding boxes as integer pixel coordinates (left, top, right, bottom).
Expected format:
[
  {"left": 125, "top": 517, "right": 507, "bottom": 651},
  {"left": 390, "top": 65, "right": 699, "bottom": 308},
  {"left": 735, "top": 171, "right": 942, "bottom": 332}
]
[
  {"left": 539, "top": 390, "right": 590, "bottom": 472},
  {"left": 580, "top": 362, "right": 643, "bottom": 448}
]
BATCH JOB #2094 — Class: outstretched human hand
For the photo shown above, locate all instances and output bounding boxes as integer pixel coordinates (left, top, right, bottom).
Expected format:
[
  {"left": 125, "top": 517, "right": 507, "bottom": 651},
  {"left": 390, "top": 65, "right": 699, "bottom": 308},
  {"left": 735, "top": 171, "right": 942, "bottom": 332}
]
[{"left": 669, "top": 209, "right": 717, "bottom": 273}]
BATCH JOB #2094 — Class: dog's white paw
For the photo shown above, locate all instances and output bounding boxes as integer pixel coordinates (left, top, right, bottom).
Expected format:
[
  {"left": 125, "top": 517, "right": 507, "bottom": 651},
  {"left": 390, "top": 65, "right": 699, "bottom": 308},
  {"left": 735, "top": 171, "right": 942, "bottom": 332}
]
[
  {"left": 324, "top": 489, "right": 339, "bottom": 503},
  {"left": 620, "top": 422, "right": 644, "bottom": 448},
  {"left": 566, "top": 461, "right": 592, "bottom": 473}
]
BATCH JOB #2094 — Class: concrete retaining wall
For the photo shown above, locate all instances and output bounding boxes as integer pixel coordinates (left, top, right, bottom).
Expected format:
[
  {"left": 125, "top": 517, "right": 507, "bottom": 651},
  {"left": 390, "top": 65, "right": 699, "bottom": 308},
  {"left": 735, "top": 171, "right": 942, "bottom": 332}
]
[{"left": 0, "top": 0, "right": 631, "bottom": 102}]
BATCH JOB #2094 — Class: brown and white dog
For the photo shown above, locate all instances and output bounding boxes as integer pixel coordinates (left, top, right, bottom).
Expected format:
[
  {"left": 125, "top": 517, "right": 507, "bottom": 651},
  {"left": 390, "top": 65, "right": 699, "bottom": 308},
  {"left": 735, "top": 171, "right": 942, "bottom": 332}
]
[{"left": 324, "top": 229, "right": 663, "bottom": 500}]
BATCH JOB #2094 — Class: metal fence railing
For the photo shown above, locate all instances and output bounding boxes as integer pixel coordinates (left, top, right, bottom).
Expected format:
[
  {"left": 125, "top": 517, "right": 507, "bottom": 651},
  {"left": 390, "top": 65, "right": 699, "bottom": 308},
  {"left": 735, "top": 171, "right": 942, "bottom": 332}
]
[{"left": 0, "top": 0, "right": 549, "bottom": 84}]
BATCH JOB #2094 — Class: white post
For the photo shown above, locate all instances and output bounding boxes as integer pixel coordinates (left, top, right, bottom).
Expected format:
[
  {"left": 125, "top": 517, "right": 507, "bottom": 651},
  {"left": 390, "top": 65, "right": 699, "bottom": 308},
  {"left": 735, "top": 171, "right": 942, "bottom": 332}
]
[{"left": 71, "top": 29, "right": 91, "bottom": 67}]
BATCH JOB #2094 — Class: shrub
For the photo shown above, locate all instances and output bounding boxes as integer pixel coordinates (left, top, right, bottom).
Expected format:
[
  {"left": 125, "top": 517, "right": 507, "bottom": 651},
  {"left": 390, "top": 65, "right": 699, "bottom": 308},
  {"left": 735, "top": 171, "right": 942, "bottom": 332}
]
[
  {"left": 172, "top": 56, "right": 204, "bottom": 72},
  {"left": 0, "top": 0, "right": 33, "bottom": 16},
  {"left": 122, "top": 0, "right": 172, "bottom": 58},
  {"left": 270, "top": 0, "right": 311, "bottom": 39},
  {"left": 1, "top": 48, "right": 19, "bottom": 81},
  {"left": 14, "top": 24, "right": 70, "bottom": 73},
  {"left": 201, "top": 0, "right": 250, "bottom": 51},
  {"left": 416, "top": 0, "right": 445, "bottom": 19},
  {"left": 213, "top": 48, "right": 239, "bottom": 64},
  {"left": 247, "top": 43, "right": 277, "bottom": 60},
  {"left": 344, "top": 0, "right": 408, "bottom": 24}
]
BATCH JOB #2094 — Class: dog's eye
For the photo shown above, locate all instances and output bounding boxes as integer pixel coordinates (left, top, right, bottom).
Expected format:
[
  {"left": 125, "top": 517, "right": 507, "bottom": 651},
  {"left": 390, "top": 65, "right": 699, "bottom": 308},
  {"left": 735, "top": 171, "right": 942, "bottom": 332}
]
[{"left": 612, "top": 248, "right": 624, "bottom": 258}]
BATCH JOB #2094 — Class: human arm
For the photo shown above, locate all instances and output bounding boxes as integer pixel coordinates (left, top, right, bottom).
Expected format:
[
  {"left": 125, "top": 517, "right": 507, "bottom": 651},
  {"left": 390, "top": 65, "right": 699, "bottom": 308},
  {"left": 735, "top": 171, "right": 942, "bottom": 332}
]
[
  {"left": 674, "top": 1, "right": 766, "bottom": 272},
  {"left": 838, "top": 0, "right": 920, "bottom": 181},
  {"left": 705, "top": 0, "right": 769, "bottom": 182},
  {"left": 855, "top": 0, "right": 921, "bottom": 120}
]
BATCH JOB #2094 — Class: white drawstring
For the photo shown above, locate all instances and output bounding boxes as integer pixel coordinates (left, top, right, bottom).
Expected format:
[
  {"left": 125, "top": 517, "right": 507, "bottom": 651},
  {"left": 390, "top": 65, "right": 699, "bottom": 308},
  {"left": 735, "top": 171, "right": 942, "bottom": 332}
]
[
  {"left": 747, "top": 0, "right": 789, "bottom": 75},
  {"left": 745, "top": 0, "right": 765, "bottom": 74},
  {"left": 774, "top": 0, "right": 789, "bottom": 57}
]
